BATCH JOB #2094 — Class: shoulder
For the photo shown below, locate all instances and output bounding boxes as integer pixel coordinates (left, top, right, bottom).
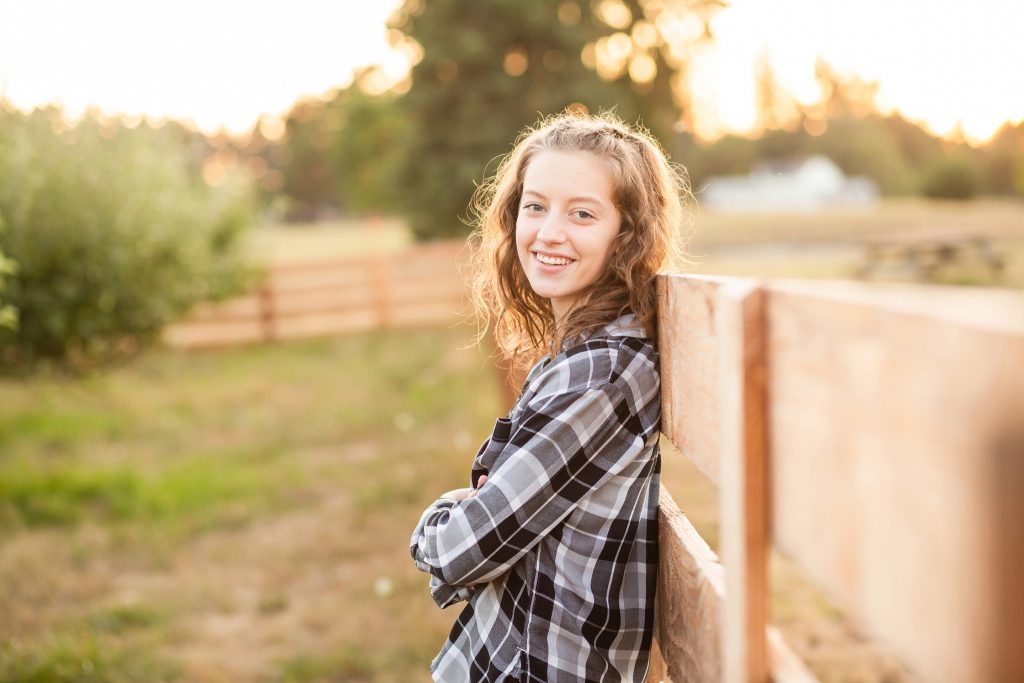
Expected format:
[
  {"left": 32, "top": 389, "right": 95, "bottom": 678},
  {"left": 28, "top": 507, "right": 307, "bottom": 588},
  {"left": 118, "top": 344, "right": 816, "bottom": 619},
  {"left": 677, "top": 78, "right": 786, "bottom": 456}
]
[{"left": 528, "top": 322, "right": 659, "bottom": 408}]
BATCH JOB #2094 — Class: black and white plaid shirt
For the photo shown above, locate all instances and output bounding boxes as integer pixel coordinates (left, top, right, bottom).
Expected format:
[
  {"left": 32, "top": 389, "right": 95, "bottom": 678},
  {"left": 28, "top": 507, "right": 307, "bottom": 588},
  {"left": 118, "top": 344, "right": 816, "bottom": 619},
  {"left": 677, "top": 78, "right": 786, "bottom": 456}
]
[{"left": 410, "top": 313, "right": 661, "bottom": 682}]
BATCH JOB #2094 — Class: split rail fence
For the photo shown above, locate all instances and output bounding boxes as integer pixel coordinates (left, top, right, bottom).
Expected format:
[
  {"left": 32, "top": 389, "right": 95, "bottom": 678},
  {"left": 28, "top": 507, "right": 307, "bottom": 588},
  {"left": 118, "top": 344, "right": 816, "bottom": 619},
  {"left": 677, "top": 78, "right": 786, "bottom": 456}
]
[
  {"left": 166, "top": 244, "right": 1024, "bottom": 681},
  {"left": 163, "top": 241, "right": 467, "bottom": 348},
  {"left": 646, "top": 274, "right": 1024, "bottom": 682}
]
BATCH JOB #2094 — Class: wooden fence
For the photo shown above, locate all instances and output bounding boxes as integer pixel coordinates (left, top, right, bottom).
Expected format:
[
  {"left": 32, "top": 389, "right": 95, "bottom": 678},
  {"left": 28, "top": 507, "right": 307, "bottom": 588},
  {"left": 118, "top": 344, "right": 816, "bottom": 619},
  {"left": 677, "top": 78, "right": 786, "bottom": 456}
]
[
  {"left": 647, "top": 274, "right": 1024, "bottom": 682},
  {"left": 164, "top": 241, "right": 467, "bottom": 349}
]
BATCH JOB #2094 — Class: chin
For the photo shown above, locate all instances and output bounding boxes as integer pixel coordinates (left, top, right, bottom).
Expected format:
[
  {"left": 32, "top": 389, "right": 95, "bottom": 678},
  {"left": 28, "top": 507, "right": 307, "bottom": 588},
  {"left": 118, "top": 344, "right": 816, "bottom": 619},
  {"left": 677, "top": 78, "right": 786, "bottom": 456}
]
[{"left": 528, "top": 285, "right": 559, "bottom": 301}]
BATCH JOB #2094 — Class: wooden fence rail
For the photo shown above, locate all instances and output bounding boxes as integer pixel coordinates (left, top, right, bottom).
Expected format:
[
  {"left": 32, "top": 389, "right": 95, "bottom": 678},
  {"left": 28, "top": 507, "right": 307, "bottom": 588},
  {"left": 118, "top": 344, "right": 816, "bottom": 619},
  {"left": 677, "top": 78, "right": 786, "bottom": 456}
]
[
  {"left": 650, "top": 274, "right": 1024, "bottom": 682},
  {"left": 164, "top": 241, "right": 468, "bottom": 349}
]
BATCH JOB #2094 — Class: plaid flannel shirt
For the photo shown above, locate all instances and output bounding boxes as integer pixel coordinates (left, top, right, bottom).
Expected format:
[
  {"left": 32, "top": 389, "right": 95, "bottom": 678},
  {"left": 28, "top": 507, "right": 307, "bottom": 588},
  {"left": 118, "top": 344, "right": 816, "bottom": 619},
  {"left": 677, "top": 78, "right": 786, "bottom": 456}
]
[{"left": 410, "top": 313, "right": 661, "bottom": 682}]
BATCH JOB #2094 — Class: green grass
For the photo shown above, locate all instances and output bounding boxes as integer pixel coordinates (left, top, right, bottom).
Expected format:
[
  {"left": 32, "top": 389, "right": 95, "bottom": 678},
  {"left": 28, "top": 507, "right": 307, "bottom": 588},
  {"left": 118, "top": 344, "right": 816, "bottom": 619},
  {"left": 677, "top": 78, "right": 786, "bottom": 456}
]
[
  {"left": 0, "top": 630, "right": 180, "bottom": 683},
  {"left": 0, "top": 445, "right": 297, "bottom": 530},
  {"left": 0, "top": 407, "right": 127, "bottom": 453},
  {"left": 0, "top": 325, "right": 496, "bottom": 531},
  {"left": 85, "top": 604, "right": 168, "bottom": 636},
  {"left": 271, "top": 648, "right": 376, "bottom": 683},
  {"left": 0, "top": 324, "right": 502, "bottom": 681}
]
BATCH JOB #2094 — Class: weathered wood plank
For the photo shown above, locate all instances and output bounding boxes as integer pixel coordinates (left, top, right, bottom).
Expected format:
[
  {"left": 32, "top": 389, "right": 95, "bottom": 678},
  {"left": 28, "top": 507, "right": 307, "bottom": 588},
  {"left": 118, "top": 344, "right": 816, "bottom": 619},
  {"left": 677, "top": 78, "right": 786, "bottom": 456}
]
[
  {"left": 655, "top": 479, "right": 819, "bottom": 683},
  {"left": 657, "top": 274, "right": 733, "bottom": 483},
  {"left": 766, "top": 626, "right": 818, "bottom": 683},
  {"left": 765, "top": 279, "right": 1024, "bottom": 682},
  {"left": 717, "top": 282, "right": 770, "bottom": 683},
  {"left": 655, "top": 484, "right": 726, "bottom": 683},
  {"left": 645, "top": 637, "right": 669, "bottom": 683}
]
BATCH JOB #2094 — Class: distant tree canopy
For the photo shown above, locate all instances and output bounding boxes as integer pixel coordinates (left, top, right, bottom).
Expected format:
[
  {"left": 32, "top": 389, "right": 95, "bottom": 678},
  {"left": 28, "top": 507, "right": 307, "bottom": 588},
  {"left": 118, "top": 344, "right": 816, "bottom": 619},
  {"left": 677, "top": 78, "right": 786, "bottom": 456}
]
[
  {"left": 0, "top": 222, "right": 16, "bottom": 332},
  {"left": 275, "top": 82, "right": 409, "bottom": 221},
  {"left": 253, "top": 2, "right": 1024, "bottom": 230},
  {"left": 683, "top": 62, "right": 1022, "bottom": 201},
  {"left": 388, "top": 0, "right": 714, "bottom": 240}
]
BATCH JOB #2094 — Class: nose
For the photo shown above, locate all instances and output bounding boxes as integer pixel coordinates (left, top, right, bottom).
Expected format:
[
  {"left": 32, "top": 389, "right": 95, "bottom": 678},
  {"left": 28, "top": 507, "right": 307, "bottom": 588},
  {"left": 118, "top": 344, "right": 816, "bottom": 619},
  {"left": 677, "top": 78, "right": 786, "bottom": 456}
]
[{"left": 535, "top": 213, "right": 567, "bottom": 243}]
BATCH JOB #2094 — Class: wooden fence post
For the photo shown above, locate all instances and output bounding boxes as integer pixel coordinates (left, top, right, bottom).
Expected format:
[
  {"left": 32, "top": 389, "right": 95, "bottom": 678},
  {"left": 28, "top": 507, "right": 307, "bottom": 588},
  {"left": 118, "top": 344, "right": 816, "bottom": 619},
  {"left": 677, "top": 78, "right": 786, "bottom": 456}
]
[
  {"left": 258, "top": 281, "right": 276, "bottom": 342},
  {"left": 370, "top": 256, "right": 391, "bottom": 328},
  {"left": 717, "top": 282, "right": 769, "bottom": 683}
]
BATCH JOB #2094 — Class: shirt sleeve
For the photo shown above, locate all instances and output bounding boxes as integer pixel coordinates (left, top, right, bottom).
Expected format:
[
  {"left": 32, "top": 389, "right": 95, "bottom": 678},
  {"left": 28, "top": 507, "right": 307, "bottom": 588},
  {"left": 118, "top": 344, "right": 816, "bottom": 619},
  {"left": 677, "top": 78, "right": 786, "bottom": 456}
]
[{"left": 409, "top": 374, "right": 654, "bottom": 587}]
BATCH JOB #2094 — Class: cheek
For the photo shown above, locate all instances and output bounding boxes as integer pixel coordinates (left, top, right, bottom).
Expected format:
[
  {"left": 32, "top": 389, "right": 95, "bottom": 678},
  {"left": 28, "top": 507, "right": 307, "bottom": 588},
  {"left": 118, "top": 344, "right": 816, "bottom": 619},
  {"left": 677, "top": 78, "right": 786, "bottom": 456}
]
[
  {"left": 592, "top": 228, "right": 618, "bottom": 257},
  {"left": 588, "top": 229, "right": 620, "bottom": 275},
  {"left": 514, "top": 217, "right": 531, "bottom": 251},
  {"left": 514, "top": 220, "right": 530, "bottom": 266}
]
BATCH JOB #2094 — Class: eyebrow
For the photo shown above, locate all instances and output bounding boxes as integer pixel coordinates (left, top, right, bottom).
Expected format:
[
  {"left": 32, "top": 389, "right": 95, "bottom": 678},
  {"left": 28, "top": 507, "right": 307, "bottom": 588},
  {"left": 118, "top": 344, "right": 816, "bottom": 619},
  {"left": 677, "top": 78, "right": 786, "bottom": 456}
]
[{"left": 522, "top": 189, "right": 609, "bottom": 207}]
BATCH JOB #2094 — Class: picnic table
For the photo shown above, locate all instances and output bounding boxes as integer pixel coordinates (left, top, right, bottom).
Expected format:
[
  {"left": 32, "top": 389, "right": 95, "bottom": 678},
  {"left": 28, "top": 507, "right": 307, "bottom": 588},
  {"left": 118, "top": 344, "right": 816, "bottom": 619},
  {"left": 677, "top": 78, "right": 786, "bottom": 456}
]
[{"left": 856, "top": 229, "right": 1005, "bottom": 282}]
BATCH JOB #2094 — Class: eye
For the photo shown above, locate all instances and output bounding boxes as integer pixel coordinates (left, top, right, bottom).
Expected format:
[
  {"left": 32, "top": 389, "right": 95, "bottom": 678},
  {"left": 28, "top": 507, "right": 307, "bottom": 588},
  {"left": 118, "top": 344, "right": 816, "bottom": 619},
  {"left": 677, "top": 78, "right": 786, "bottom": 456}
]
[
  {"left": 572, "top": 209, "right": 596, "bottom": 220},
  {"left": 522, "top": 202, "right": 544, "bottom": 213}
]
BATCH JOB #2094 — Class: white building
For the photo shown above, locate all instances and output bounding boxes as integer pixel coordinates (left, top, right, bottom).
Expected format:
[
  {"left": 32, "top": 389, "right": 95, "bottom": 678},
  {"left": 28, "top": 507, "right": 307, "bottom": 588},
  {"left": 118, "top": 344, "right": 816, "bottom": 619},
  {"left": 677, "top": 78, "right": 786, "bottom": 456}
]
[{"left": 698, "top": 155, "right": 879, "bottom": 212}]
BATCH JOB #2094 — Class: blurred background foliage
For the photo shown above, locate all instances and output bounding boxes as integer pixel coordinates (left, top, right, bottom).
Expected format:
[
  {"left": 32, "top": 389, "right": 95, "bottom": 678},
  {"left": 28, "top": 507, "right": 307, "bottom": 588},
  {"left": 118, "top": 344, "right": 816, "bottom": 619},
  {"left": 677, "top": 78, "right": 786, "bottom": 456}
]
[
  {"left": 267, "top": 0, "right": 1023, "bottom": 234},
  {"left": 387, "top": 0, "right": 686, "bottom": 239},
  {"left": 1, "top": 0, "right": 1023, "bottom": 369},
  {"left": 0, "top": 106, "right": 255, "bottom": 371}
]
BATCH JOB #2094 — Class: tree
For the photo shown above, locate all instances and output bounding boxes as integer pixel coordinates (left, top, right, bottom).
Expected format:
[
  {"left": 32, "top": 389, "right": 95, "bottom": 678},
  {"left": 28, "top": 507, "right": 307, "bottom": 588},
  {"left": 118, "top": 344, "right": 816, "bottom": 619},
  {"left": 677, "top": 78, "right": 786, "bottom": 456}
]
[
  {"left": 0, "top": 217, "right": 16, "bottom": 332},
  {"left": 921, "top": 153, "right": 981, "bottom": 200},
  {"left": 279, "top": 97, "right": 340, "bottom": 221},
  {"left": 754, "top": 53, "right": 801, "bottom": 134},
  {"left": 329, "top": 80, "right": 410, "bottom": 215},
  {"left": 388, "top": 0, "right": 723, "bottom": 240},
  {"left": 982, "top": 122, "right": 1024, "bottom": 196},
  {"left": 272, "top": 80, "right": 412, "bottom": 220}
]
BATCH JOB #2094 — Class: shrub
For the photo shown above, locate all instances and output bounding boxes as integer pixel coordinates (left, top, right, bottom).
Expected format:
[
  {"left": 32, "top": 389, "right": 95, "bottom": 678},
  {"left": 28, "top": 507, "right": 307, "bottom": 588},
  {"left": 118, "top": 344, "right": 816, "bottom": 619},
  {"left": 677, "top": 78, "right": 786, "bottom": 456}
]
[
  {"left": 0, "top": 218, "right": 16, "bottom": 331},
  {"left": 0, "top": 108, "right": 254, "bottom": 369},
  {"left": 921, "top": 154, "right": 981, "bottom": 200}
]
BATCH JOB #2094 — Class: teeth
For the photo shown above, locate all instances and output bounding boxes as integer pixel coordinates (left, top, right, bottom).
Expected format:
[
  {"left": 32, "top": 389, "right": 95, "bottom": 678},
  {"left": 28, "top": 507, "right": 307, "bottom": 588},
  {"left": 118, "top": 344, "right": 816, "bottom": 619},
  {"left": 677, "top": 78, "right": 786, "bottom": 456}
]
[{"left": 536, "top": 253, "right": 571, "bottom": 266}]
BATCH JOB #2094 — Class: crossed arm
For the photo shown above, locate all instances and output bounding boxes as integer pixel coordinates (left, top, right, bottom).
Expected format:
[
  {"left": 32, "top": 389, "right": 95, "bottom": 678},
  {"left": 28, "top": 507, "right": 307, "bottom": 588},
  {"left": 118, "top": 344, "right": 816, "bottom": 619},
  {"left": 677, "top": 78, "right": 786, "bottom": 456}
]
[{"left": 409, "top": 377, "right": 652, "bottom": 602}]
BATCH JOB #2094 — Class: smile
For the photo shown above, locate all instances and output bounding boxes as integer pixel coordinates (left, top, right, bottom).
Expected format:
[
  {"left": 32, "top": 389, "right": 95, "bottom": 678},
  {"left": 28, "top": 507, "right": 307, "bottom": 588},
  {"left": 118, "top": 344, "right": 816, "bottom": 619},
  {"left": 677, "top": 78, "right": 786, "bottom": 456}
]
[{"left": 533, "top": 251, "right": 575, "bottom": 266}]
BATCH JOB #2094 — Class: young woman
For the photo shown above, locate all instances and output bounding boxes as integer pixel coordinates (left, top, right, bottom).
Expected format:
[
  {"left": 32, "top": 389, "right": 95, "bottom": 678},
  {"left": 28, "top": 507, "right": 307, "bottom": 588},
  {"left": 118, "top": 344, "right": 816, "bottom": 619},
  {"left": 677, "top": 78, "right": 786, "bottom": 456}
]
[{"left": 410, "top": 111, "right": 691, "bottom": 682}]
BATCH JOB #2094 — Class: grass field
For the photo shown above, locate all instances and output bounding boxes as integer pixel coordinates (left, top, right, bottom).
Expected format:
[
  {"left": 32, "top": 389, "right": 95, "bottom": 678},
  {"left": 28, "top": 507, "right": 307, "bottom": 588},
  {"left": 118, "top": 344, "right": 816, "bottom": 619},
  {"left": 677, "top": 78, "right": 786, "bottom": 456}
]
[
  {"left": 0, "top": 326, "right": 503, "bottom": 682},
  {"left": 245, "top": 217, "right": 412, "bottom": 266},
  {"left": 0, "top": 324, "right": 921, "bottom": 682}
]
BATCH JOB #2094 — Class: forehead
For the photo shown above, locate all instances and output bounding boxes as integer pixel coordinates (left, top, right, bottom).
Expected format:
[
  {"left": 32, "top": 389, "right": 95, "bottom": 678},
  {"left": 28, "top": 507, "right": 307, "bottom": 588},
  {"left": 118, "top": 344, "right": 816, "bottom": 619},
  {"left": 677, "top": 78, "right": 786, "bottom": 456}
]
[{"left": 521, "top": 149, "right": 616, "bottom": 203}]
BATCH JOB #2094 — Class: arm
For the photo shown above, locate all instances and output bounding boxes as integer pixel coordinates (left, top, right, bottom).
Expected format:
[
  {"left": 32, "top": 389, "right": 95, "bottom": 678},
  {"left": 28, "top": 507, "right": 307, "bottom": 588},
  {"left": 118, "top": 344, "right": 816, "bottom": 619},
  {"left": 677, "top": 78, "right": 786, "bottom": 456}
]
[{"left": 410, "top": 375, "right": 655, "bottom": 587}]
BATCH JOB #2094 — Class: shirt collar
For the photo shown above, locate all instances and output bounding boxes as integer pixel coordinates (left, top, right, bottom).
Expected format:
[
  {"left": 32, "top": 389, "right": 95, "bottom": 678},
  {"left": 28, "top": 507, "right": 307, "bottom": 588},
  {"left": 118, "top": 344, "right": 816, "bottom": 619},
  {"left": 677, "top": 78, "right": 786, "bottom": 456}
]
[{"left": 561, "top": 312, "right": 646, "bottom": 350}]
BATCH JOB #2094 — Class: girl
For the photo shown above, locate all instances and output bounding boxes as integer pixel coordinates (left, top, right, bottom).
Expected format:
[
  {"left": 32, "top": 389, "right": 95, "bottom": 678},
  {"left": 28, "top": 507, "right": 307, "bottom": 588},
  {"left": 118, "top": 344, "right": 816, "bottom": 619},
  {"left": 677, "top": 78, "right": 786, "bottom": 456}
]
[{"left": 410, "top": 111, "right": 691, "bottom": 682}]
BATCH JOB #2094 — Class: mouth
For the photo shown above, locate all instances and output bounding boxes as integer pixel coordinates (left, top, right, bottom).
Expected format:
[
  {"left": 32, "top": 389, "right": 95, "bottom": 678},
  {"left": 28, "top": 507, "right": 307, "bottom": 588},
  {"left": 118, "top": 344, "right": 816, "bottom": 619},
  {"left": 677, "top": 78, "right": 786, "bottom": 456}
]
[{"left": 532, "top": 251, "right": 576, "bottom": 267}]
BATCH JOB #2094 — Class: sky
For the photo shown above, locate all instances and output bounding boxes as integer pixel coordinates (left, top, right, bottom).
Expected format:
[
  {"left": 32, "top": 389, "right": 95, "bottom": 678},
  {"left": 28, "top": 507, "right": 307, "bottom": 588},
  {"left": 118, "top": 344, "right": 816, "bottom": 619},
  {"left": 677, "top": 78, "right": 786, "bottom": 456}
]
[
  {"left": 702, "top": 0, "right": 1024, "bottom": 143},
  {"left": 0, "top": 0, "right": 404, "bottom": 134},
  {"left": 1, "top": 0, "right": 1021, "bottom": 144}
]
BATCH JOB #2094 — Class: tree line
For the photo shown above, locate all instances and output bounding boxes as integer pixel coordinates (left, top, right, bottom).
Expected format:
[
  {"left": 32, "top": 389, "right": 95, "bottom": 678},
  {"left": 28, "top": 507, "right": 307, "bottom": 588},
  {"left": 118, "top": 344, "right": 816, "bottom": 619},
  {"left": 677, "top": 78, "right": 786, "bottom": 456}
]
[
  {"left": 244, "top": 1, "right": 1023, "bottom": 240},
  {"left": 2, "top": 0, "right": 1022, "bottom": 368}
]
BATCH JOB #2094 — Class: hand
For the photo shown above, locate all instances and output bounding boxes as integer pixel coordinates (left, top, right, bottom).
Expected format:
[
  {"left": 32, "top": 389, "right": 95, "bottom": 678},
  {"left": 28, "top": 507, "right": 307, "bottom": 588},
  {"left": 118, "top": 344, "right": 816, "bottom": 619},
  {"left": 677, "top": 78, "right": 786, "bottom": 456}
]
[
  {"left": 439, "top": 475, "right": 488, "bottom": 503},
  {"left": 439, "top": 487, "right": 474, "bottom": 503}
]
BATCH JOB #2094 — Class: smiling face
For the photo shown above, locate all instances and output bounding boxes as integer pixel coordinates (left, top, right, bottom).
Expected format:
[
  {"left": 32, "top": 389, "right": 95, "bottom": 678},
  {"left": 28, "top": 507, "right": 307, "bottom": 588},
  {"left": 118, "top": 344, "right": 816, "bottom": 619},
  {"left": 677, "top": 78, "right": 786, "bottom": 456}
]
[{"left": 515, "top": 149, "right": 622, "bottom": 322}]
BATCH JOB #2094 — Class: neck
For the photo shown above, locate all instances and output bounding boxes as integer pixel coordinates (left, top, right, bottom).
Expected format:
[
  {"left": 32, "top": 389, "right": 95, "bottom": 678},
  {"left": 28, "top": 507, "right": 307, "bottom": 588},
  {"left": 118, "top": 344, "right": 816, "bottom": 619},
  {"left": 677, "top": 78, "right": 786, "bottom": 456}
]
[{"left": 550, "top": 294, "right": 581, "bottom": 328}]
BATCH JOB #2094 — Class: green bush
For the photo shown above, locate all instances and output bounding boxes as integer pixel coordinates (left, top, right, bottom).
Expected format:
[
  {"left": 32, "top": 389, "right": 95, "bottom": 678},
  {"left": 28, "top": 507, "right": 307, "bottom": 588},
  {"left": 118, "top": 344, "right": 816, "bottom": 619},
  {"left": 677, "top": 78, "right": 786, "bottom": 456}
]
[
  {"left": 0, "top": 107, "right": 254, "bottom": 370},
  {"left": 0, "top": 219, "right": 16, "bottom": 331},
  {"left": 921, "top": 154, "right": 981, "bottom": 199}
]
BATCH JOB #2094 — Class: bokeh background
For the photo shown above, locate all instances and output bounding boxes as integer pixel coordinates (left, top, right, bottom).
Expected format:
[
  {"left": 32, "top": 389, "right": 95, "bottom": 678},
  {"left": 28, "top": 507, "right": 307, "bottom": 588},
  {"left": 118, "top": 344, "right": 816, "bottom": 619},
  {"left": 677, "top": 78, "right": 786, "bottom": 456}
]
[{"left": 0, "top": 1, "right": 1021, "bottom": 681}]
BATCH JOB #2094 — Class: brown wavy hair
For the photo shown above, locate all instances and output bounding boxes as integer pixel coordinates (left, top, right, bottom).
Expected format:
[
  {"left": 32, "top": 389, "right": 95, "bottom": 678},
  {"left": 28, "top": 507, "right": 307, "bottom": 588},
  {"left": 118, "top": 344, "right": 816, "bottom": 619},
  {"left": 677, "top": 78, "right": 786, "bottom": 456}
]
[{"left": 466, "top": 109, "right": 694, "bottom": 371}]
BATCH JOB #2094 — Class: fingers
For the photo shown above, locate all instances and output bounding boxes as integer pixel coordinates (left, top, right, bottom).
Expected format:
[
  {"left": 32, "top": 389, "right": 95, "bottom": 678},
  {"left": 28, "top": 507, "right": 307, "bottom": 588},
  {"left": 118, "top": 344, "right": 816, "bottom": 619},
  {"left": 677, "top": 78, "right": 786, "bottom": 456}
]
[{"left": 467, "top": 474, "right": 489, "bottom": 498}]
